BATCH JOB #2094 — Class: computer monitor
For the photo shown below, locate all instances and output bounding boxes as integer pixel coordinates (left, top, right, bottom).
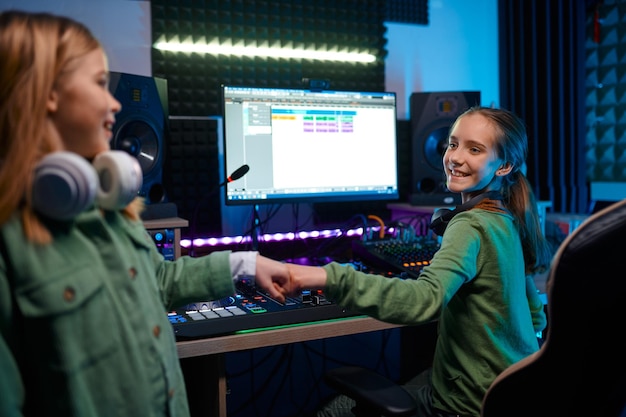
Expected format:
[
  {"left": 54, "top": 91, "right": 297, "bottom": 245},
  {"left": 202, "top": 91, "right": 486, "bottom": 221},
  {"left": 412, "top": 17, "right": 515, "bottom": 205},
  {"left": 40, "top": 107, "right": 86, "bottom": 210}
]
[{"left": 221, "top": 85, "right": 400, "bottom": 206}]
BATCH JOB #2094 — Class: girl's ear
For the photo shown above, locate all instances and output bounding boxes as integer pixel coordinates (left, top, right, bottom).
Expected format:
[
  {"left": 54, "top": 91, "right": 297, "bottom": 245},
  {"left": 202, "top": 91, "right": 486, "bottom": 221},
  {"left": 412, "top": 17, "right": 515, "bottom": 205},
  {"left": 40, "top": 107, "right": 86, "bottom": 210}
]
[
  {"left": 47, "top": 89, "right": 59, "bottom": 113},
  {"left": 496, "top": 162, "right": 513, "bottom": 176}
]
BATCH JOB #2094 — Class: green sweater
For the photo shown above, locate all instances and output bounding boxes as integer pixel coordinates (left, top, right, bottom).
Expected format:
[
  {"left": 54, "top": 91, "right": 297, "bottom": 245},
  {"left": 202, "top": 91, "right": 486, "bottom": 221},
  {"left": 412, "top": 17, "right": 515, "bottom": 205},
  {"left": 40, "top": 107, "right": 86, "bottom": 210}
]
[
  {"left": 323, "top": 208, "right": 546, "bottom": 416},
  {"left": 0, "top": 209, "right": 235, "bottom": 417}
]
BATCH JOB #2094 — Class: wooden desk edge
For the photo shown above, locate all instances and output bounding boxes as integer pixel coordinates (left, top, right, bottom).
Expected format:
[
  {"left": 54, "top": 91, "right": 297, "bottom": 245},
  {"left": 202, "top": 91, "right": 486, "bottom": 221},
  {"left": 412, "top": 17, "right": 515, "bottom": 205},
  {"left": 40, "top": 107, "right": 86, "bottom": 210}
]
[
  {"left": 176, "top": 316, "right": 403, "bottom": 358},
  {"left": 143, "top": 217, "right": 189, "bottom": 229}
]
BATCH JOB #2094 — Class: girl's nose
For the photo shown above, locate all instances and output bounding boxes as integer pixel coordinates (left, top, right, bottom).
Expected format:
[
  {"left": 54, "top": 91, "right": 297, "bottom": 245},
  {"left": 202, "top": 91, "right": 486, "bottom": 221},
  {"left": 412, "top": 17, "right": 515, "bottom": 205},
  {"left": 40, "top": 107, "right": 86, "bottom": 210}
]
[{"left": 446, "top": 151, "right": 460, "bottom": 166}]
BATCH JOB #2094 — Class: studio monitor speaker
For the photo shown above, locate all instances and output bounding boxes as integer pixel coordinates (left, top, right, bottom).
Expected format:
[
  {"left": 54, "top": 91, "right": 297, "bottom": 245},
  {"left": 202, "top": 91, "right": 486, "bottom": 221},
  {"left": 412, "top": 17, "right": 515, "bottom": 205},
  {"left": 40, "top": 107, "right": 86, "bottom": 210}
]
[
  {"left": 409, "top": 91, "right": 481, "bottom": 206},
  {"left": 109, "top": 72, "right": 168, "bottom": 204}
]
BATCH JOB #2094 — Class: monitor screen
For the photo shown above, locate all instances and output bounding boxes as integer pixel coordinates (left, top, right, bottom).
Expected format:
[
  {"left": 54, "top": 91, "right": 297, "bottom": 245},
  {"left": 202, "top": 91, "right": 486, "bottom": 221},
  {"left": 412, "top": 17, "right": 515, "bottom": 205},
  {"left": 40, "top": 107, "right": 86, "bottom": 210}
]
[{"left": 221, "top": 85, "right": 400, "bottom": 205}]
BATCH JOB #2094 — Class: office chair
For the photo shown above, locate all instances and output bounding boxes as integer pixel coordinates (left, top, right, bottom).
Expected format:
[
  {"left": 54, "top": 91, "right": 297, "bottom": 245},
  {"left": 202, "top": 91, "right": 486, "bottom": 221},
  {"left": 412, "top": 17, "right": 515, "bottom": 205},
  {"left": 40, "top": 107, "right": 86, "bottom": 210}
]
[{"left": 324, "top": 199, "right": 626, "bottom": 417}]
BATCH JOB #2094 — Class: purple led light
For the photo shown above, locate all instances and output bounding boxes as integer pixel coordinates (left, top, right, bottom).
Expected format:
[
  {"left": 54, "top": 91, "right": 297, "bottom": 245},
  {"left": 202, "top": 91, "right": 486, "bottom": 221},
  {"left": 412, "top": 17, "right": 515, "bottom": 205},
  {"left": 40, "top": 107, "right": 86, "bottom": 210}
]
[{"left": 180, "top": 227, "right": 366, "bottom": 248}]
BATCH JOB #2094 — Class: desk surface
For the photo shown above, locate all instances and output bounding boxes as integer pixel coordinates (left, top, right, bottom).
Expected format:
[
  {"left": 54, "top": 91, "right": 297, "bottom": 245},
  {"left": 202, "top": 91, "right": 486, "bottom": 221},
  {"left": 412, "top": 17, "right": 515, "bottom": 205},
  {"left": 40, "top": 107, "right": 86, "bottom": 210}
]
[
  {"left": 143, "top": 216, "right": 188, "bottom": 229},
  {"left": 177, "top": 315, "right": 403, "bottom": 358}
]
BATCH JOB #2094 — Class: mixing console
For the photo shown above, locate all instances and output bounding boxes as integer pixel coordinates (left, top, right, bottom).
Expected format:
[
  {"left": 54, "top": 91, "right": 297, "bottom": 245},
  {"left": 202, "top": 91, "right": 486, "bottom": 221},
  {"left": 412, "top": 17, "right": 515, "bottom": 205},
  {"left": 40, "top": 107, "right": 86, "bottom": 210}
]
[
  {"left": 169, "top": 280, "right": 357, "bottom": 340},
  {"left": 169, "top": 237, "right": 441, "bottom": 340},
  {"left": 352, "top": 236, "right": 440, "bottom": 279}
]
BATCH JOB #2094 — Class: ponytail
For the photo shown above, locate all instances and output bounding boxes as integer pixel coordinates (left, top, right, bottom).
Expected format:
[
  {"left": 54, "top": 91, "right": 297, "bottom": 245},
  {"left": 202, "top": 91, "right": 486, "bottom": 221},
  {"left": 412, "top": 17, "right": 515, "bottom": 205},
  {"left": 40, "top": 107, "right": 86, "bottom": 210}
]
[{"left": 504, "top": 171, "right": 552, "bottom": 275}]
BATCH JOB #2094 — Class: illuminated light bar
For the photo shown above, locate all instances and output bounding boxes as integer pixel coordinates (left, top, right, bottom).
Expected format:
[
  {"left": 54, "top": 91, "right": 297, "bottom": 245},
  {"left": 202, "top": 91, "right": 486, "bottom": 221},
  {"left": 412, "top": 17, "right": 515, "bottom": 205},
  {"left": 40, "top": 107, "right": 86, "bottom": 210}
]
[
  {"left": 180, "top": 227, "right": 376, "bottom": 249},
  {"left": 153, "top": 41, "right": 377, "bottom": 63}
]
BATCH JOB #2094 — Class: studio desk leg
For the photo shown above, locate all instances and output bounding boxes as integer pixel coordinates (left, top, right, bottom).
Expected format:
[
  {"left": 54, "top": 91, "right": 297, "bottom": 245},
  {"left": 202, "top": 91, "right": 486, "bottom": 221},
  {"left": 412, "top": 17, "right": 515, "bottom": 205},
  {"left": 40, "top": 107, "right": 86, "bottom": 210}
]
[{"left": 180, "top": 353, "right": 227, "bottom": 417}]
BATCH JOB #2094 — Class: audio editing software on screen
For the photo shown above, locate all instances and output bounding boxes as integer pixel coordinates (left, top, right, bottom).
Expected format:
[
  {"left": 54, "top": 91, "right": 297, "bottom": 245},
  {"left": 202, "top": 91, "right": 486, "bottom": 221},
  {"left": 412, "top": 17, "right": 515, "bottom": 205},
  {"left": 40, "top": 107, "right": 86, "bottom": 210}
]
[{"left": 221, "top": 85, "right": 400, "bottom": 205}]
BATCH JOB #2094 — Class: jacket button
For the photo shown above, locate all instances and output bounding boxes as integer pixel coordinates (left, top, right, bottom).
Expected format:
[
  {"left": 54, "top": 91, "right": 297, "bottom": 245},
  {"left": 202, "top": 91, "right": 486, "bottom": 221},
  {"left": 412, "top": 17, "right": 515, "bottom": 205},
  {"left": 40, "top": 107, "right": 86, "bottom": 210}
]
[
  {"left": 153, "top": 325, "right": 161, "bottom": 338},
  {"left": 63, "top": 287, "right": 76, "bottom": 302},
  {"left": 168, "top": 388, "right": 175, "bottom": 398},
  {"left": 129, "top": 267, "right": 137, "bottom": 279}
]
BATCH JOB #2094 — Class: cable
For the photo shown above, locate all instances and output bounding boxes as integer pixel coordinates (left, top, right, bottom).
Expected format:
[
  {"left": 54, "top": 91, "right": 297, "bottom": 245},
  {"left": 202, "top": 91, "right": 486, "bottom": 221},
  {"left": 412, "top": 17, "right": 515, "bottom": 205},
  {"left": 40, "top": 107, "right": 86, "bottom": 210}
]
[
  {"left": 310, "top": 214, "right": 368, "bottom": 261},
  {"left": 367, "top": 214, "right": 386, "bottom": 239}
]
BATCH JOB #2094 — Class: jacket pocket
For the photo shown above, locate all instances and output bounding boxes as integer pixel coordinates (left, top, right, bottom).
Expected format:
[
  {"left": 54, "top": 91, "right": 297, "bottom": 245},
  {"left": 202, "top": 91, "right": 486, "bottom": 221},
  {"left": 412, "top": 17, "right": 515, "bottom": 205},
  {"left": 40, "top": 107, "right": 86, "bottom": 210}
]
[{"left": 15, "top": 264, "right": 120, "bottom": 372}]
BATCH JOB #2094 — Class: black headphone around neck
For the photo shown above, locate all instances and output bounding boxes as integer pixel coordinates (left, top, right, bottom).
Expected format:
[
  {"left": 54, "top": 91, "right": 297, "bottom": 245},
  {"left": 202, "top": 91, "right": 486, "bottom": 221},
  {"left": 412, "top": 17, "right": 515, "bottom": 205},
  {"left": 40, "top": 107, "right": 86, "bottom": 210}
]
[
  {"left": 429, "top": 190, "right": 503, "bottom": 236},
  {"left": 32, "top": 151, "right": 142, "bottom": 221}
]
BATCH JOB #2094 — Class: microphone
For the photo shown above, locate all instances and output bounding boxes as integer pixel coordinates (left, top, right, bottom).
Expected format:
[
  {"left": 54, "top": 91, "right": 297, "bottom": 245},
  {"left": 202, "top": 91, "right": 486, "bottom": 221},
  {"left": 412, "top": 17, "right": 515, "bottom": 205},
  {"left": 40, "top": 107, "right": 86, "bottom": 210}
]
[
  {"left": 209, "top": 164, "right": 250, "bottom": 200},
  {"left": 223, "top": 164, "right": 249, "bottom": 185},
  {"left": 189, "top": 164, "right": 250, "bottom": 256}
]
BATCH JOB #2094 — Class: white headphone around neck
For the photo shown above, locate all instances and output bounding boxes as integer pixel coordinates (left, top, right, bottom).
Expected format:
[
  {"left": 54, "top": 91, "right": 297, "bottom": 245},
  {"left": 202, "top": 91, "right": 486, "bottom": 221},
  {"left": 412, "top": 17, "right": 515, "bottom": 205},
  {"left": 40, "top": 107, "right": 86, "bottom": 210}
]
[{"left": 32, "top": 150, "right": 142, "bottom": 220}]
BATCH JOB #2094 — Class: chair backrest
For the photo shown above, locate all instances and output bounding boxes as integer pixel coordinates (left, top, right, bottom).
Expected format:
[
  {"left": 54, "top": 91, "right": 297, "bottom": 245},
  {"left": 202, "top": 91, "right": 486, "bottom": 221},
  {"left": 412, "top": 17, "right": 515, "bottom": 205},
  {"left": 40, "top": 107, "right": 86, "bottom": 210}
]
[{"left": 481, "top": 199, "right": 626, "bottom": 417}]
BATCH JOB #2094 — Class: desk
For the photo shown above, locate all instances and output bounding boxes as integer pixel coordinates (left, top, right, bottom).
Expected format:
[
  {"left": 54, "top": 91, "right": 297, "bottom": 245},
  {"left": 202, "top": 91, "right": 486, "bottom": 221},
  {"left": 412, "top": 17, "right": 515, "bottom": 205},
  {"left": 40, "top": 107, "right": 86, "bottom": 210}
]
[{"left": 177, "top": 316, "right": 404, "bottom": 417}]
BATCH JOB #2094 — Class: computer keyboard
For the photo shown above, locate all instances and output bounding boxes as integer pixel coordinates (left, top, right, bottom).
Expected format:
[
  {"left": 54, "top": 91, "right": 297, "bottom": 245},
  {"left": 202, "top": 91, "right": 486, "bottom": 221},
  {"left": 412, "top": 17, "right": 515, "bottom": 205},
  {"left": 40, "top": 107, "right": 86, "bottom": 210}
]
[{"left": 351, "top": 236, "right": 440, "bottom": 279}]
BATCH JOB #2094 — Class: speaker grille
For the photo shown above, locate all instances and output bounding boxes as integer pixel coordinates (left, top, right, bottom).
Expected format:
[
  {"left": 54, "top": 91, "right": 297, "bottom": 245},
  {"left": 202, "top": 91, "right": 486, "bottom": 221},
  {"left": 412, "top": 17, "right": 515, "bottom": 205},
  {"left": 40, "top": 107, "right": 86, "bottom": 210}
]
[
  {"left": 109, "top": 72, "right": 168, "bottom": 204},
  {"left": 409, "top": 91, "right": 481, "bottom": 206}
]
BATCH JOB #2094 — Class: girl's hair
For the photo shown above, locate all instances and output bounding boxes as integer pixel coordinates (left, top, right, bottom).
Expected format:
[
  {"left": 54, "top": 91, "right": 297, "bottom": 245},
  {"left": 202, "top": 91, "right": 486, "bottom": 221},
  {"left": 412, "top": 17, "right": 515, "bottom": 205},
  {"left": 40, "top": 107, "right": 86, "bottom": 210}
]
[
  {"left": 0, "top": 11, "right": 142, "bottom": 244},
  {"left": 454, "top": 106, "right": 552, "bottom": 274}
]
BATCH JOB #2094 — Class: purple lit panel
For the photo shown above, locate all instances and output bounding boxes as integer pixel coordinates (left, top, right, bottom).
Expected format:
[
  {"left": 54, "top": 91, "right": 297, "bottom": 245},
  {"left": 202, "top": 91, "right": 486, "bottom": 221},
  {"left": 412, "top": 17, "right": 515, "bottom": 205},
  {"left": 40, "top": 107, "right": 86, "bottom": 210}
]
[{"left": 180, "top": 227, "right": 367, "bottom": 248}]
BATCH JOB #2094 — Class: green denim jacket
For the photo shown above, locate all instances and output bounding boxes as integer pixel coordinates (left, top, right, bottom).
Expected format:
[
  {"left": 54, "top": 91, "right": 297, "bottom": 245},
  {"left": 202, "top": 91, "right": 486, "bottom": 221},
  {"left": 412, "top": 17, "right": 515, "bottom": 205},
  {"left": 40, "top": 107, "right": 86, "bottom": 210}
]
[{"left": 0, "top": 208, "right": 234, "bottom": 417}]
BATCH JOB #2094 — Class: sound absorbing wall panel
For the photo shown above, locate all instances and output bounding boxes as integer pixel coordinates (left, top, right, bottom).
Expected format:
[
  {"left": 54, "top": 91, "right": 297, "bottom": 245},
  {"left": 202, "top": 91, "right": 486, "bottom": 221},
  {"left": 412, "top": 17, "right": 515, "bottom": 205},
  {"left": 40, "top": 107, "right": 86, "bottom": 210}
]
[
  {"left": 165, "top": 116, "right": 223, "bottom": 238},
  {"left": 151, "top": 1, "right": 388, "bottom": 118}
]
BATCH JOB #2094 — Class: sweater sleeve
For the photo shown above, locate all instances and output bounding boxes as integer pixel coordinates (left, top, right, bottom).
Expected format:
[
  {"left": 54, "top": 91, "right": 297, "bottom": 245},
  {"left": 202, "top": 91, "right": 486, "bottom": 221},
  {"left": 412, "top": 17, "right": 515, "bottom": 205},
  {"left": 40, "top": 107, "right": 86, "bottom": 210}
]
[
  {"left": 323, "top": 262, "right": 447, "bottom": 324},
  {"left": 321, "top": 221, "right": 477, "bottom": 325},
  {"left": 526, "top": 274, "right": 547, "bottom": 333}
]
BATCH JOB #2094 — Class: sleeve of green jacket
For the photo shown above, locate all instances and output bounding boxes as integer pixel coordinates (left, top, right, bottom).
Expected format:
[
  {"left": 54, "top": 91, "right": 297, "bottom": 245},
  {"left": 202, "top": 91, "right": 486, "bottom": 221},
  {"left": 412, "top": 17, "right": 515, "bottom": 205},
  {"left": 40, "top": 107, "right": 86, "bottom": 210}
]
[{"left": 124, "top": 213, "right": 235, "bottom": 310}]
